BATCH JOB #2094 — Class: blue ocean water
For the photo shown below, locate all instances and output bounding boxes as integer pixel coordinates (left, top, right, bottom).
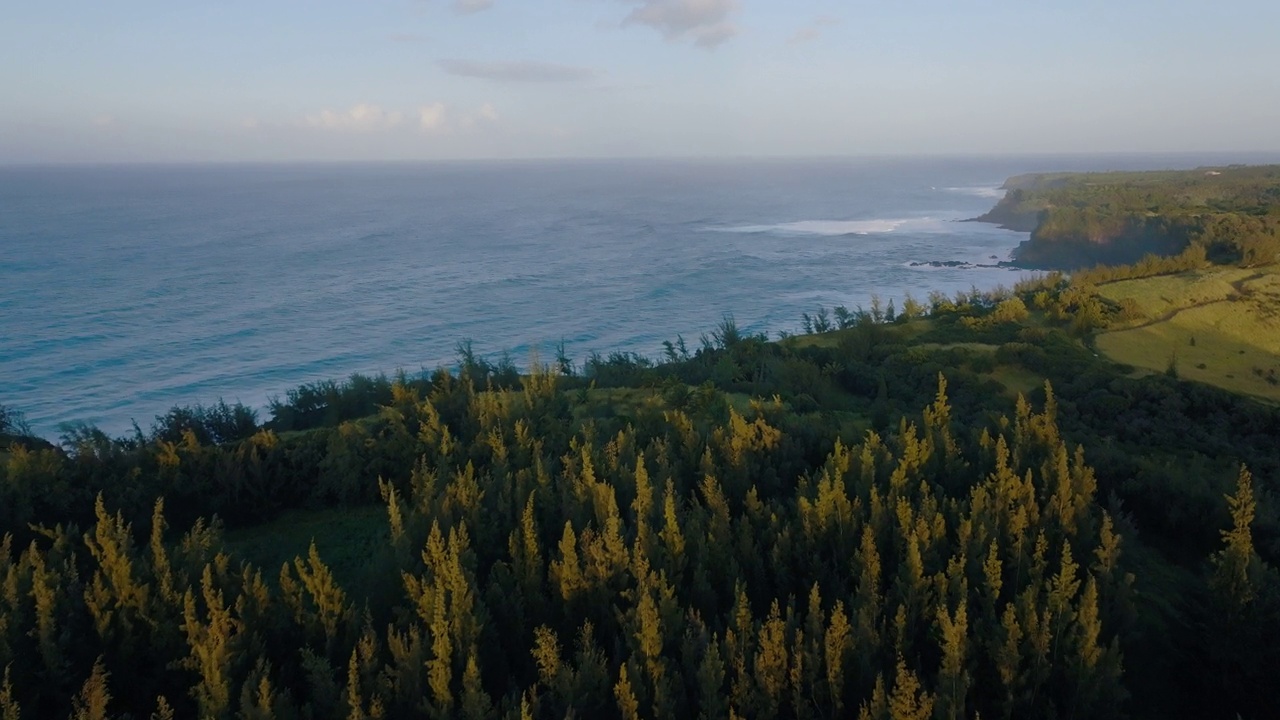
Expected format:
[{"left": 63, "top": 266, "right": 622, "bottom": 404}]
[{"left": 1, "top": 154, "right": 1271, "bottom": 438}]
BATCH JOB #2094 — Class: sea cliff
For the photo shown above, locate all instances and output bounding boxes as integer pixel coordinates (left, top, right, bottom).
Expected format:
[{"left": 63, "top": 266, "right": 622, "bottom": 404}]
[{"left": 973, "top": 165, "right": 1280, "bottom": 270}]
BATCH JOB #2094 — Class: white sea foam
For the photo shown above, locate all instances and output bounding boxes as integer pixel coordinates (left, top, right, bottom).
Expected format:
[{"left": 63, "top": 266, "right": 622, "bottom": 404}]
[
  {"left": 714, "top": 218, "right": 945, "bottom": 236},
  {"left": 943, "top": 185, "right": 1006, "bottom": 199}
]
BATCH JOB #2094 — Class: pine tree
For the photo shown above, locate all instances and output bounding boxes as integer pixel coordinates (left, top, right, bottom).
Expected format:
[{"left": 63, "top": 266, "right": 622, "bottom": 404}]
[
  {"left": 823, "top": 600, "right": 852, "bottom": 714},
  {"left": 28, "top": 545, "right": 71, "bottom": 687},
  {"left": 632, "top": 457, "right": 655, "bottom": 557},
  {"left": 279, "top": 542, "right": 352, "bottom": 656},
  {"left": 70, "top": 658, "right": 111, "bottom": 720},
  {"left": 549, "top": 522, "right": 585, "bottom": 602},
  {"left": 460, "top": 648, "right": 492, "bottom": 720},
  {"left": 240, "top": 660, "right": 284, "bottom": 720},
  {"left": 181, "top": 566, "right": 235, "bottom": 720},
  {"left": 1069, "top": 576, "right": 1105, "bottom": 717},
  {"left": 508, "top": 492, "right": 545, "bottom": 620},
  {"left": 696, "top": 636, "right": 727, "bottom": 720},
  {"left": 886, "top": 657, "right": 933, "bottom": 720},
  {"left": 0, "top": 666, "right": 18, "bottom": 720},
  {"left": 658, "top": 479, "right": 686, "bottom": 577},
  {"left": 614, "top": 663, "right": 641, "bottom": 720},
  {"left": 426, "top": 591, "right": 455, "bottom": 714},
  {"left": 385, "top": 625, "right": 427, "bottom": 714},
  {"left": 754, "top": 600, "right": 789, "bottom": 719},
  {"left": 996, "top": 602, "right": 1023, "bottom": 718},
  {"left": 935, "top": 599, "right": 969, "bottom": 720},
  {"left": 1211, "top": 466, "right": 1257, "bottom": 614},
  {"left": 982, "top": 539, "right": 1003, "bottom": 614},
  {"left": 149, "top": 696, "right": 175, "bottom": 720},
  {"left": 1049, "top": 540, "right": 1081, "bottom": 668}
]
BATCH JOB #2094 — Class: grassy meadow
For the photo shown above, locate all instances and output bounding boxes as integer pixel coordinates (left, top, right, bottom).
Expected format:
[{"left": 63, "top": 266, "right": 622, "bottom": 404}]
[
  {"left": 225, "top": 504, "right": 389, "bottom": 590},
  {"left": 1095, "top": 265, "right": 1280, "bottom": 401}
]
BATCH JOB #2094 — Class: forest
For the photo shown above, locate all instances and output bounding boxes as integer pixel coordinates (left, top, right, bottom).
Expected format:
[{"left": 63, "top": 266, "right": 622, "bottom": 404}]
[{"left": 3, "top": 176, "right": 1280, "bottom": 719}]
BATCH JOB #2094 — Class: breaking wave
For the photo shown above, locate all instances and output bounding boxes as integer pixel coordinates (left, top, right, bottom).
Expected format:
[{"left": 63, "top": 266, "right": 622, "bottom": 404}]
[
  {"left": 942, "top": 185, "right": 1006, "bottom": 199},
  {"left": 713, "top": 218, "right": 948, "bottom": 236}
]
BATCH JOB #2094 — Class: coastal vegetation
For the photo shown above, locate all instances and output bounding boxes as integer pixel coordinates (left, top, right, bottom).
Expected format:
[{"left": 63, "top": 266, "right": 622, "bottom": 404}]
[
  {"left": 975, "top": 164, "right": 1280, "bottom": 269},
  {"left": 3, "top": 169, "right": 1280, "bottom": 719}
]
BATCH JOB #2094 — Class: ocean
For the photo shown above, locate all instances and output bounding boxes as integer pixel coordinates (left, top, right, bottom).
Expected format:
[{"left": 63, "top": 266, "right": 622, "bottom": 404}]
[{"left": 2, "top": 154, "right": 1271, "bottom": 438}]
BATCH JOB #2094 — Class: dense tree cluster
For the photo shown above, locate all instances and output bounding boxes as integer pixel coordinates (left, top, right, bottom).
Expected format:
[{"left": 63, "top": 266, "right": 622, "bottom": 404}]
[
  {"left": 0, "top": 368, "right": 1148, "bottom": 719},
  {"left": 3, "top": 324, "right": 1279, "bottom": 718}
]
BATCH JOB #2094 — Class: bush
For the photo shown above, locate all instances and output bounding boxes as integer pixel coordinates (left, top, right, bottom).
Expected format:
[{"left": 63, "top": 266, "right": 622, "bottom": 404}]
[
  {"left": 0, "top": 403, "right": 33, "bottom": 437},
  {"left": 152, "top": 400, "right": 259, "bottom": 445},
  {"left": 992, "top": 296, "right": 1030, "bottom": 323},
  {"left": 970, "top": 353, "right": 997, "bottom": 374}
]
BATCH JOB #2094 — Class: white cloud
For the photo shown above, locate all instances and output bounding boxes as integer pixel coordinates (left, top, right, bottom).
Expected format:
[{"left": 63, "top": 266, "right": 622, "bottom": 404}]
[
  {"left": 620, "top": 0, "right": 741, "bottom": 48},
  {"left": 305, "top": 104, "right": 405, "bottom": 131},
  {"left": 419, "top": 103, "right": 501, "bottom": 133},
  {"left": 299, "top": 102, "right": 496, "bottom": 136},
  {"left": 458, "top": 103, "right": 500, "bottom": 129},
  {"left": 452, "top": 0, "right": 493, "bottom": 14},
  {"left": 439, "top": 58, "right": 597, "bottom": 83},
  {"left": 419, "top": 103, "right": 448, "bottom": 132}
]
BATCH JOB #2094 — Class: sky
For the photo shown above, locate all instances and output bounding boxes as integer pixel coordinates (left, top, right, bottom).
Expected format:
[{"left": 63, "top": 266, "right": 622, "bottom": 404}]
[{"left": 1, "top": 0, "right": 1278, "bottom": 162}]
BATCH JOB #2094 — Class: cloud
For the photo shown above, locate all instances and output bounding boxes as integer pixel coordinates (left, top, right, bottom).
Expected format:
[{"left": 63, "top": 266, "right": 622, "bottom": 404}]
[
  {"left": 459, "top": 103, "right": 500, "bottom": 129},
  {"left": 305, "top": 104, "right": 405, "bottom": 131},
  {"left": 300, "top": 101, "right": 497, "bottom": 136},
  {"left": 620, "top": 0, "right": 740, "bottom": 48},
  {"left": 452, "top": 0, "right": 493, "bottom": 13},
  {"left": 788, "top": 15, "right": 839, "bottom": 45},
  {"left": 438, "top": 59, "right": 597, "bottom": 83},
  {"left": 419, "top": 103, "right": 447, "bottom": 132},
  {"left": 91, "top": 115, "right": 114, "bottom": 127},
  {"left": 418, "top": 103, "right": 499, "bottom": 133}
]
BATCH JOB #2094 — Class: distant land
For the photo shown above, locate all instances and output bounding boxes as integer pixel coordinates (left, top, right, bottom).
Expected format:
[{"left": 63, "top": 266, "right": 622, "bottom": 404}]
[{"left": 973, "top": 164, "right": 1280, "bottom": 269}]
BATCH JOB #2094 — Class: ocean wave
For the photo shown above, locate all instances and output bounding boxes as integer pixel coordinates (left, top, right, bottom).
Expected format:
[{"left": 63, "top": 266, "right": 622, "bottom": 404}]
[
  {"left": 942, "top": 185, "right": 1006, "bottom": 199},
  {"left": 712, "top": 218, "right": 945, "bottom": 236}
]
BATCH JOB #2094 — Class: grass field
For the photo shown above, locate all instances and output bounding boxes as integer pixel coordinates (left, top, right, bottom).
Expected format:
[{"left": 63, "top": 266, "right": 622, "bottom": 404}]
[
  {"left": 985, "top": 365, "right": 1047, "bottom": 398},
  {"left": 226, "top": 504, "right": 389, "bottom": 588},
  {"left": 573, "top": 387, "right": 665, "bottom": 422},
  {"left": 1096, "top": 266, "right": 1258, "bottom": 319},
  {"left": 1095, "top": 265, "right": 1280, "bottom": 402}
]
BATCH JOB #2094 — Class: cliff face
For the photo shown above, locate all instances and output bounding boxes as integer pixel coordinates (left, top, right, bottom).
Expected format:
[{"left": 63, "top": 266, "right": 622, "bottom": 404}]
[
  {"left": 1008, "top": 221, "right": 1191, "bottom": 270},
  {"left": 974, "top": 174, "right": 1192, "bottom": 270},
  {"left": 971, "top": 188, "right": 1044, "bottom": 233}
]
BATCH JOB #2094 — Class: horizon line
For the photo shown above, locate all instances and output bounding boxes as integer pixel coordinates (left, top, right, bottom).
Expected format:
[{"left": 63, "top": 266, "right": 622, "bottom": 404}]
[{"left": 4, "top": 149, "right": 1280, "bottom": 169}]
